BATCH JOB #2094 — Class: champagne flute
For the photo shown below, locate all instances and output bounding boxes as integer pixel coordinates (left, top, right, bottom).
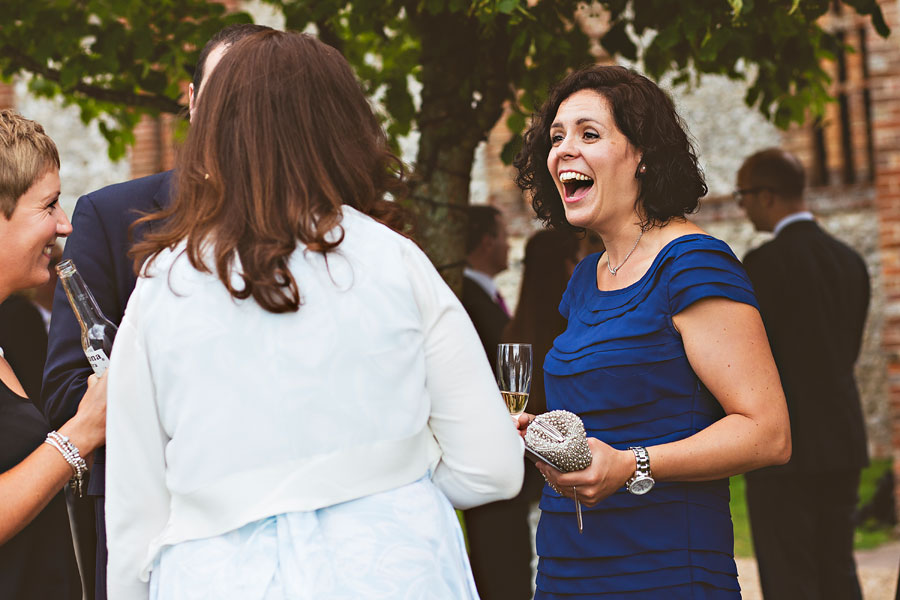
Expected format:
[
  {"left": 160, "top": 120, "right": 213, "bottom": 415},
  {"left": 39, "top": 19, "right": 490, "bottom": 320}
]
[{"left": 497, "top": 343, "right": 532, "bottom": 418}]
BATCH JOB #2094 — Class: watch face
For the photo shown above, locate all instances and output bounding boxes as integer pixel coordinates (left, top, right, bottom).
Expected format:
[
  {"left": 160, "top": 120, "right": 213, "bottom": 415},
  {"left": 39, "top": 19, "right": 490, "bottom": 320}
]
[{"left": 629, "top": 477, "right": 654, "bottom": 495}]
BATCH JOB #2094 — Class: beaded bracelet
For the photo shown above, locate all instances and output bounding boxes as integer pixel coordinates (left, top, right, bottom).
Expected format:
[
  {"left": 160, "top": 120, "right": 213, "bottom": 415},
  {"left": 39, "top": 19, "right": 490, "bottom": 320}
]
[{"left": 44, "top": 431, "right": 89, "bottom": 497}]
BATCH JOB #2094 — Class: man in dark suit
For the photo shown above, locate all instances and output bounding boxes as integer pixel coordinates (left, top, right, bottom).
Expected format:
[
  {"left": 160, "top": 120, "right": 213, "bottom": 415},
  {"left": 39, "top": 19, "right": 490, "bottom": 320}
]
[
  {"left": 40, "top": 23, "right": 271, "bottom": 600},
  {"left": 460, "top": 205, "right": 533, "bottom": 599},
  {"left": 736, "top": 148, "right": 870, "bottom": 600},
  {"left": 462, "top": 205, "right": 511, "bottom": 370}
]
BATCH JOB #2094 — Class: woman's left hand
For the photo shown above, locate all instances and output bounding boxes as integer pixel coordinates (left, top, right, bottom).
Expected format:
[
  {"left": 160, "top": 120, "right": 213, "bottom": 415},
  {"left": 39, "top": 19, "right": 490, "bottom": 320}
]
[
  {"left": 514, "top": 413, "right": 535, "bottom": 438},
  {"left": 534, "top": 438, "right": 635, "bottom": 507}
]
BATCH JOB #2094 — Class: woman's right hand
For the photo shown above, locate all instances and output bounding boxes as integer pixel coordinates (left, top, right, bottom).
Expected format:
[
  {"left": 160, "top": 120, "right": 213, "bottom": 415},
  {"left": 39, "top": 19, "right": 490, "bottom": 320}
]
[
  {"left": 58, "top": 373, "right": 108, "bottom": 458},
  {"left": 536, "top": 437, "right": 635, "bottom": 507}
]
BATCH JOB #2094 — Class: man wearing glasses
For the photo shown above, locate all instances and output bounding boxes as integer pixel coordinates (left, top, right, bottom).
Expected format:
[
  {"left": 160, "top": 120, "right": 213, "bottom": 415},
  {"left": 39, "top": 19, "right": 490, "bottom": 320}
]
[{"left": 735, "top": 148, "right": 870, "bottom": 600}]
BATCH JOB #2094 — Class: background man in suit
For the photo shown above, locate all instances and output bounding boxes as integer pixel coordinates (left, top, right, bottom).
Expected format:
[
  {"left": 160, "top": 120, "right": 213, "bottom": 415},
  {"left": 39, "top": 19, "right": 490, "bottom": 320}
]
[
  {"left": 460, "top": 205, "right": 533, "bottom": 599},
  {"left": 40, "top": 23, "right": 271, "bottom": 599},
  {"left": 736, "top": 148, "right": 870, "bottom": 599},
  {"left": 462, "top": 204, "right": 511, "bottom": 370}
]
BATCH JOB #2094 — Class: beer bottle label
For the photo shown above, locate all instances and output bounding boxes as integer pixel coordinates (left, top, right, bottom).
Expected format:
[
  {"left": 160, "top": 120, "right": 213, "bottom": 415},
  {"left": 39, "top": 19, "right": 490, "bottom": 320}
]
[{"left": 86, "top": 348, "right": 110, "bottom": 377}]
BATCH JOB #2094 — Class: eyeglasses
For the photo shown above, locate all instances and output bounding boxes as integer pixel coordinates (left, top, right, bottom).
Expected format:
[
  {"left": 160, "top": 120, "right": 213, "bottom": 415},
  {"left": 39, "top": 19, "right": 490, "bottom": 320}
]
[{"left": 731, "top": 187, "right": 769, "bottom": 202}]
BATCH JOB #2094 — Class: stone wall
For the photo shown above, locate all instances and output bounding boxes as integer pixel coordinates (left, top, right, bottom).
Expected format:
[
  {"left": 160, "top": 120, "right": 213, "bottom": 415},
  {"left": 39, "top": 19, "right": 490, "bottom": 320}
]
[{"left": 12, "top": 79, "right": 132, "bottom": 219}]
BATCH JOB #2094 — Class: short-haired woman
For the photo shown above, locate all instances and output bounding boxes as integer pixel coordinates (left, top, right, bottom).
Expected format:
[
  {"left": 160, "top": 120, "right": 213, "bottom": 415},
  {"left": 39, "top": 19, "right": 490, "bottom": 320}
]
[{"left": 0, "top": 109, "right": 107, "bottom": 598}]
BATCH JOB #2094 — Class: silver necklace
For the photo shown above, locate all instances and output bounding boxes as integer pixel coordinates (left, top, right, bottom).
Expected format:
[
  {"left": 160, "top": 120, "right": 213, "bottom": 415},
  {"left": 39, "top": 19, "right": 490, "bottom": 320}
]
[{"left": 606, "top": 229, "right": 644, "bottom": 276}]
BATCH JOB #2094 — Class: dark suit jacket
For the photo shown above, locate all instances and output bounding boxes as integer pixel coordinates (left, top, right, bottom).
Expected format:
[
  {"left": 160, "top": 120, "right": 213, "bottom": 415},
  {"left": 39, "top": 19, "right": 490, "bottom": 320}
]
[
  {"left": 41, "top": 171, "right": 173, "bottom": 496},
  {"left": 744, "top": 219, "right": 869, "bottom": 476},
  {"left": 0, "top": 295, "right": 48, "bottom": 401},
  {"left": 461, "top": 275, "right": 509, "bottom": 373}
]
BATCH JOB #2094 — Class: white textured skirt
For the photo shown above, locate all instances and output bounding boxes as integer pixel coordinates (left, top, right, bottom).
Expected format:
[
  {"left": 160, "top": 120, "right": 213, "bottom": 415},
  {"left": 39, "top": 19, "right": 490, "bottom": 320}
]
[{"left": 148, "top": 475, "right": 479, "bottom": 599}]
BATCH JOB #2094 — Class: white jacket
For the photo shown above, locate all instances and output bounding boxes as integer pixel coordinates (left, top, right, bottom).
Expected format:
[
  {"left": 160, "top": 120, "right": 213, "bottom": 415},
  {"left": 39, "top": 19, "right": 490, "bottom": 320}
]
[{"left": 105, "top": 206, "right": 524, "bottom": 599}]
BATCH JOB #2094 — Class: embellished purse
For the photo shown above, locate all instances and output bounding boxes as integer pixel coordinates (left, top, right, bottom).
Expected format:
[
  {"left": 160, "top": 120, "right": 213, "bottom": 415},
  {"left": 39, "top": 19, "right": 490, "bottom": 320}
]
[{"left": 524, "top": 410, "right": 592, "bottom": 533}]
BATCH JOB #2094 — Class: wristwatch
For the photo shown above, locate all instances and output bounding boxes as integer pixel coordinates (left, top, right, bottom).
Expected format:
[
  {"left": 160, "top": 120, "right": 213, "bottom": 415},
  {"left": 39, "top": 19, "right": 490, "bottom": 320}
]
[{"left": 625, "top": 446, "right": 655, "bottom": 495}]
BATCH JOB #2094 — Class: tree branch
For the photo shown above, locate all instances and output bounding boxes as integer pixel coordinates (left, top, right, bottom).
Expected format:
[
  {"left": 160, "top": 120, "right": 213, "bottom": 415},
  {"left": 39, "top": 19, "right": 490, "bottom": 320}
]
[
  {"left": 3, "top": 46, "right": 185, "bottom": 115},
  {"left": 315, "top": 19, "right": 344, "bottom": 53}
]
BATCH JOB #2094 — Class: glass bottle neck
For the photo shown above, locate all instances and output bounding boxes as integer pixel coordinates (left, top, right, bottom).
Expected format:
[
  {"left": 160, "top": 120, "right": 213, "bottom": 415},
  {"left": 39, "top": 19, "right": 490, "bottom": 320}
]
[{"left": 57, "top": 263, "right": 106, "bottom": 331}]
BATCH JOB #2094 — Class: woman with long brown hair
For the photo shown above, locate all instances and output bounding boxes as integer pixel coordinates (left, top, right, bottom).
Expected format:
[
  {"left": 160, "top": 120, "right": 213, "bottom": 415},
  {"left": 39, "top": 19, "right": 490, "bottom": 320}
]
[{"left": 103, "top": 31, "right": 523, "bottom": 599}]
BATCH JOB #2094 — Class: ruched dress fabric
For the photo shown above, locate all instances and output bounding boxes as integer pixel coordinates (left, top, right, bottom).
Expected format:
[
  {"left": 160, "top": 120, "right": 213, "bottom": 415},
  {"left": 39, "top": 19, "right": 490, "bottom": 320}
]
[{"left": 536, "top": 235, "right": 759, "bottom": 600}]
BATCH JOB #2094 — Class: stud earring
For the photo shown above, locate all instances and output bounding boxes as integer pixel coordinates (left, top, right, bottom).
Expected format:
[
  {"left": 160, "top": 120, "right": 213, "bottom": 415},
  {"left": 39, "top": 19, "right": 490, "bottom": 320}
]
[{"left": 639, "top": 164, "right": 647, "bottom": 174}]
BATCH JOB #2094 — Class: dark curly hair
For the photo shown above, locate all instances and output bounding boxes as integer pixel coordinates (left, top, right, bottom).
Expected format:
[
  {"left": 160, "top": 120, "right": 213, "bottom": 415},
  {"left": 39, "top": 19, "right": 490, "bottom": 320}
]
[{"left": 514, "top": 65, "right": 707, "bottom": 232}]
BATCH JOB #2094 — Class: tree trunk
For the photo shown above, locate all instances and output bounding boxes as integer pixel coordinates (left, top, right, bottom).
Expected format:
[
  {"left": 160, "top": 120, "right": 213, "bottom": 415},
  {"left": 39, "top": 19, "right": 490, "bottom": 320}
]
[{"left": 407, "top": 10, "right": 511, "bottom": 296}]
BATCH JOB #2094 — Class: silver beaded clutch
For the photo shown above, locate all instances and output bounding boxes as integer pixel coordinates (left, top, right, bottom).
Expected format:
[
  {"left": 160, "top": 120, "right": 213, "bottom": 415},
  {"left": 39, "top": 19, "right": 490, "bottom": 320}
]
[
  {"left": 524, "top": 410, "right": 592, "bottom": 534},
  {"left": 524, "top": 410, "right": 592, "bottom": 473}
]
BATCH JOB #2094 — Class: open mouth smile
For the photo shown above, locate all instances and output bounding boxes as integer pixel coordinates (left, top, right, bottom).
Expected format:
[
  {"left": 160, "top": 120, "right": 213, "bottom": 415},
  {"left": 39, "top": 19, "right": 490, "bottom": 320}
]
[{"left": 559, "top": 171, "right": 594, "bottom": 202}]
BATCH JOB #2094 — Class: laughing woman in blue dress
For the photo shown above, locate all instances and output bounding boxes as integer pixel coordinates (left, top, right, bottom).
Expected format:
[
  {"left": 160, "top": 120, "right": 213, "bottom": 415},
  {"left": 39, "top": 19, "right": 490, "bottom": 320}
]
[{"left": 513, "top": 65, "right": 792, "bottom": 599}]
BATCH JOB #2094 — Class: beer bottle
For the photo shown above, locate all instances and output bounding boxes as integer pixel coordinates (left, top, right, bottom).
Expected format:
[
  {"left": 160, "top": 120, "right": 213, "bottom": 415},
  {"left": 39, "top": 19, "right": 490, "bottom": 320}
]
[{"left": 56, "top": 259, "right": 117, "bottom": 376}]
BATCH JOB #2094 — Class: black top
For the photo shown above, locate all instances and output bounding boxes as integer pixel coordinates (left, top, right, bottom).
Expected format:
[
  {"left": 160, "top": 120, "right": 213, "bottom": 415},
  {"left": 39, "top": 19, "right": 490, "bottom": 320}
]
[
  {"left": 0, "top": 295, "right": 49, "bottom": 401},
  {"left": 744, "top": 220, "right": 870, "bottom": 475},
  {"left": 0, "top": 377, "right": 80, "bottom": 598}
]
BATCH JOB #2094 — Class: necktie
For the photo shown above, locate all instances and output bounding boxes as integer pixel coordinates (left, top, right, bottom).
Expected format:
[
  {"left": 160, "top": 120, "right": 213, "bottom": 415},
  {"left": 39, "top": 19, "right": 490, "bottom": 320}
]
[{"left": 495, "top": 291, "right": 510, "bottom": 317}]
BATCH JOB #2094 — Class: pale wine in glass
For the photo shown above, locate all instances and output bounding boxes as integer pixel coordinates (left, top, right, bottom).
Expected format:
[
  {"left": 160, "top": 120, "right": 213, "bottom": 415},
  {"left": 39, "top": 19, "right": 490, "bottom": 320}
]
[{"left": 497, "top": 343, "right": 532, "bottom": 417}]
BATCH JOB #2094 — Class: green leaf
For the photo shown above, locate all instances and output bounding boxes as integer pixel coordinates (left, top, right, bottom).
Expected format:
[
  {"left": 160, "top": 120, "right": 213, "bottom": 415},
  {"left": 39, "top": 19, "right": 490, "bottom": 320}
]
[
  {"left": 600, "top": 20, "right": 637, "bottom": 61},
  {"left": 496, "top": 0, "right": 518, "bottom": 15},
  {"left": 506, "top": 110, "right": 525, "bottom": 135},
  {"left": 500, "top": 132, "right": 522, "bottom": 165}
]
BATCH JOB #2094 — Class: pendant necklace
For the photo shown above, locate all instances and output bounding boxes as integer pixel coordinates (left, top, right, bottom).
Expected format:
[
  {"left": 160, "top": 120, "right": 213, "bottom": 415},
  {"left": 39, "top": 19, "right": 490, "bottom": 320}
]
[{"left": 606, "top": 229, "right": 644, "bottom": 276}]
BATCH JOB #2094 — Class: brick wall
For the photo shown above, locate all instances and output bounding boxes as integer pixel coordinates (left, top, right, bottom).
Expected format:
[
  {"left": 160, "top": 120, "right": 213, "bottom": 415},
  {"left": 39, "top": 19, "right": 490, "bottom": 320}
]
[
  {"left": 130, "top": 113, "right": 180, "bottom": 179},
  {"left": 128, "top": 0, "right": 243, "bottom": 179},
  {"left": 0, "top": 83, "right": 14, "bottom": 109},
  {"left": 865, "top": 0, "right": 900, "bottom": 514}
]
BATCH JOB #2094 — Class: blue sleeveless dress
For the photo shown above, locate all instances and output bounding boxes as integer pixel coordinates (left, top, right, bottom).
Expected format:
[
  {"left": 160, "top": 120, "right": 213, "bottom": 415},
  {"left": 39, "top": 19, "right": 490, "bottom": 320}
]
[{"left": 536, "top": 235, "right": 758, "bottom": 599}]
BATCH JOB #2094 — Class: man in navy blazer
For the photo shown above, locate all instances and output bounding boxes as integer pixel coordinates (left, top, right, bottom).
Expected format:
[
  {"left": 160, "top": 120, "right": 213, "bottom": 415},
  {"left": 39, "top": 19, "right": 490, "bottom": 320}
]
[
  {"left": 736, "top": 148, "right": 870, "bottom": 600},
  {"left": 40, "top": 23, "right": 271, "bottom": 600}
]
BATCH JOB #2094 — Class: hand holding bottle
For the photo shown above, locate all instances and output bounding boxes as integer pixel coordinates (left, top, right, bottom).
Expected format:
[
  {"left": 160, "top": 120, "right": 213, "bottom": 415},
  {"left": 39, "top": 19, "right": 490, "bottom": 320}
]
[{"left": 58, "top": 374, "right": 107, "bottom": 464}]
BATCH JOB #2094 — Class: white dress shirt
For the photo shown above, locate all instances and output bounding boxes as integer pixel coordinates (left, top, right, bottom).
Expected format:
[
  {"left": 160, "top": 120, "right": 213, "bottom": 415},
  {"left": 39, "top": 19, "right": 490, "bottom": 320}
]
[
  {"left": 773, "top": 210, "right": 815, "bottom": 236},
  {"left": 105, "top": 206, "right": 524, "bottom": 599},
  {"left": 463, "top": 266, "right": 499, "bottom": 300}
]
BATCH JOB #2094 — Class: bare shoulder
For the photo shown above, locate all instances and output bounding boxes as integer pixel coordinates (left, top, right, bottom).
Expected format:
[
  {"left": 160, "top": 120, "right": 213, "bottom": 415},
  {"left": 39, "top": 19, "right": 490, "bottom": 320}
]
[
  {"left": 642, "top": 219, "right": 707, "bottom": 253},
  {"left": 658, "top": 219, "right": 706, "bottom": 241},
  {"left": 0, "top": 356, "right": 27, "bottom": 398}
]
